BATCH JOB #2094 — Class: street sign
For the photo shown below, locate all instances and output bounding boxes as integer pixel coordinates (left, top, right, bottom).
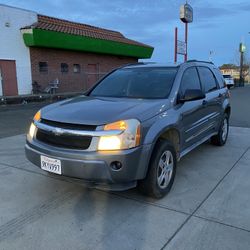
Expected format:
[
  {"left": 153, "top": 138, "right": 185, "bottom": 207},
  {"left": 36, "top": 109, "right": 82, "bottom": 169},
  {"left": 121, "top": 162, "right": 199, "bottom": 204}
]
[
  {"left": 177, "top": 40, "right": 186, "bottom": 55},
  {"left": 180, "top": 3, "right": 193, "bottom": 23}
]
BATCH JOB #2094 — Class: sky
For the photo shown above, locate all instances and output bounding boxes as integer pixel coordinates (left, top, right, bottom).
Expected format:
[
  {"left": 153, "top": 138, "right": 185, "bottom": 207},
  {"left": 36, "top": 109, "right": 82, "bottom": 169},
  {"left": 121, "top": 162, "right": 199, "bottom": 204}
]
[{"left": 1, "top": 0, "right": 250, "bottom": 66}]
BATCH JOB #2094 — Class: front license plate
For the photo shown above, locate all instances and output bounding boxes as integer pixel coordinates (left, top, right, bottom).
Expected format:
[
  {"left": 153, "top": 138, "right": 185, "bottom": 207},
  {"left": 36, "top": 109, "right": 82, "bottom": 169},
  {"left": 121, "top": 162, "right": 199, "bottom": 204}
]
[{"left": 40, "top": 155, "right": 62, "bottom": 175}]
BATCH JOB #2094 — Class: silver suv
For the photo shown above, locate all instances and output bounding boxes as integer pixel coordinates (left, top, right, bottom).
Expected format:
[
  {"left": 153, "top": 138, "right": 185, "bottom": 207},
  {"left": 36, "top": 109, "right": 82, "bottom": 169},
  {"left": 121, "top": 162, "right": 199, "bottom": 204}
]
[{"left": 25, "top": 60, "right": 230, "bottom": 198}]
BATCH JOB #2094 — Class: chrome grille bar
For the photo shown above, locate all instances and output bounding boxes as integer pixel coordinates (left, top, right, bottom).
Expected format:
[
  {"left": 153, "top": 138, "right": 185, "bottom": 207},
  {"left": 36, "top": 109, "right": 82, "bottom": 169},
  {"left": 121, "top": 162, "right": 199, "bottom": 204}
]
[{"left": 34, "top": 121, "right": 123, "bottom": 137}]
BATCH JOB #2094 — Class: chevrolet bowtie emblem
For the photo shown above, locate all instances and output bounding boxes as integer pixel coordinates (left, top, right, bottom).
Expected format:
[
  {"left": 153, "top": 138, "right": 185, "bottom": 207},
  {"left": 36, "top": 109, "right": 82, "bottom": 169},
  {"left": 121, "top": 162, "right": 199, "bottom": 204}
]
[{"left": 53, "top": 128, "right": 64, "bottom": 136}]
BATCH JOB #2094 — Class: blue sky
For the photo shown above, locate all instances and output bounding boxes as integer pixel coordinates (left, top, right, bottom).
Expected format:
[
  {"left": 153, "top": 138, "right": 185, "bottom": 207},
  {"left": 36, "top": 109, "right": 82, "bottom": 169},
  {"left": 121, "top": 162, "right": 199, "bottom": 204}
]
[{"left": 1, "top": 0, "right": 250, "bottom": 66}]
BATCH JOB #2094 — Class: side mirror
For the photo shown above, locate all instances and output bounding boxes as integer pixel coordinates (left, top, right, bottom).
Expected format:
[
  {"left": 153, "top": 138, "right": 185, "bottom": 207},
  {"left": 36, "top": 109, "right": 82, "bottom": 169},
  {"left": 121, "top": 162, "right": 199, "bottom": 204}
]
[{"left": 179, "top": 89, "right": 205, "bottom": 103}]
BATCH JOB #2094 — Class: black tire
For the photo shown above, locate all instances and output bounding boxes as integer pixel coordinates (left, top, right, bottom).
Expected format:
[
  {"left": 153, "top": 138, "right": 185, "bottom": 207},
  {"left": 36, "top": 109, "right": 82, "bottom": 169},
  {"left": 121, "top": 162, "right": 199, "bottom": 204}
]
[
  {"left": 211, "top": 113, "right": 229, "bottom": 146},
  {"left": 138, "top": 140, "right": 177, "bottom": 199}
]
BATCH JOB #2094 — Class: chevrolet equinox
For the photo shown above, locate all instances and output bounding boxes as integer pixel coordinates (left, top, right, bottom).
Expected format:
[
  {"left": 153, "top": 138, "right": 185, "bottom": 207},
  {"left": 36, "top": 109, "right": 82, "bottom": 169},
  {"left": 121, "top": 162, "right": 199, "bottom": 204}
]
[{"left": 25, "top": 60, "right": 231, "bottom": 198}]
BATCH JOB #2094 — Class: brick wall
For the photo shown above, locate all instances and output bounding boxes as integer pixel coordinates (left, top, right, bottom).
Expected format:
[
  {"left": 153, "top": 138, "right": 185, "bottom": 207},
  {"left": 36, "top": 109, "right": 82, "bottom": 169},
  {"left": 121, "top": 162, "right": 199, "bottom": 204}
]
[{"left": 30, "top": 47, "right": 137, "bottom": 93}]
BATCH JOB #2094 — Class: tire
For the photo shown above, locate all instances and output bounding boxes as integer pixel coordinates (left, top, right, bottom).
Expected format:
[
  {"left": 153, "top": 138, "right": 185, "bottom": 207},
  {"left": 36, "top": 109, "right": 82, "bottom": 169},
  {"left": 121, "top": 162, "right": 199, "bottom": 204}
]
[
  {"left": 138, "top": 140, "right": 177, "bottom": 199},
  {"left": 211, "top": 113, "right": 229, "bottom": 146}
]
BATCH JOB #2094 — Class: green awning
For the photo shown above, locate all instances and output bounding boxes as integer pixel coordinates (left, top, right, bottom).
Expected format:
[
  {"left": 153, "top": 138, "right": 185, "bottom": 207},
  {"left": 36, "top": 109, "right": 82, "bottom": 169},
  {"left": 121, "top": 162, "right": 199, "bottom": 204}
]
[{"left": 22, "top": 29, "right": 154, "bottom": 59}]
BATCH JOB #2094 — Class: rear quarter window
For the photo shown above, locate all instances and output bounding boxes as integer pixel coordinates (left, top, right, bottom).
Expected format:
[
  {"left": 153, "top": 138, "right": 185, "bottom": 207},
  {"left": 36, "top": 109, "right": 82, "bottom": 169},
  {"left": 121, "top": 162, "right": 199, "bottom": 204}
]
[
  {"left": 198, "top": 67, "right": 218, "bottom": 93},
  {"left": 214, "top": 69, "right": 226, "bottom": 88}
]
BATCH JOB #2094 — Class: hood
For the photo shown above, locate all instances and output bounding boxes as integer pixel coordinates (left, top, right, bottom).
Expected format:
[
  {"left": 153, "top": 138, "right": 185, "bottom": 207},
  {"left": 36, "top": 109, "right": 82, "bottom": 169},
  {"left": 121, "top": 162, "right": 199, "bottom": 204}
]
[{"left": 41, "top": 95, "right": 171, "bottom": 125}]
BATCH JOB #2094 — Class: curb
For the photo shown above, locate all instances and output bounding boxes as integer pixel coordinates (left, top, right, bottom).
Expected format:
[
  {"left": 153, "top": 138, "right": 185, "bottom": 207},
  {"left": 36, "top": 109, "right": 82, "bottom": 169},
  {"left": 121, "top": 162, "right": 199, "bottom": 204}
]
[{"left": 0, "top": 92, "right": 82, "bottom": 105}]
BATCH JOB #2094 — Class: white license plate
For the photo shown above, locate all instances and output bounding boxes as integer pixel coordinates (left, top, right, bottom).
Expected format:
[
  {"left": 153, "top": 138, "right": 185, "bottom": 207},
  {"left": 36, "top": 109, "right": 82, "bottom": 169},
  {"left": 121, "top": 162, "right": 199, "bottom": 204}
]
[{"left": 41, "top": 155, "right": 62, "bottom": 175}]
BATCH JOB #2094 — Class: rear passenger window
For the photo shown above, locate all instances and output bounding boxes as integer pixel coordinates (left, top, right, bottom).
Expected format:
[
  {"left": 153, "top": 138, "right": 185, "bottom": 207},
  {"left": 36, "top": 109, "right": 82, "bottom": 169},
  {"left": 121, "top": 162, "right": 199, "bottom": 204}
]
[
  {"left": 213, "top": 68, "right": 225, "bottom": 89},
  {"left": 198, "top": 67, "right": 218, "bottom": 93},
  {"left": 180, "top": 67, "right": 201, "bottom": 96}
]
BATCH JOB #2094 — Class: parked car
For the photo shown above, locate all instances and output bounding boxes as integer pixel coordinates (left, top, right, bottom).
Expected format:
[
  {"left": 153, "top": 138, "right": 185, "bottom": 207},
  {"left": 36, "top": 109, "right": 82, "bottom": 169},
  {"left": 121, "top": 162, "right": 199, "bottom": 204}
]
[
  {"left": 223, "top": 74, "right": 235, "bottom": 88},
  {"left": 25, "top": 60, "right": 231, "bottom": 198}
]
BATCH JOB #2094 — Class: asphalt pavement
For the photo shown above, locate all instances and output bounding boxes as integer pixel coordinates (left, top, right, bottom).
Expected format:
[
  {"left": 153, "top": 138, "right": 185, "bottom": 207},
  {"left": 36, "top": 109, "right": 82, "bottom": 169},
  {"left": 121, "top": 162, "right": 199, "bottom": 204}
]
[
  {"left": 0, "top": 101, "right": 51, "bottom": 139},
  {"left": 229, "top": 85, "right": 250, "bottom": 128}
]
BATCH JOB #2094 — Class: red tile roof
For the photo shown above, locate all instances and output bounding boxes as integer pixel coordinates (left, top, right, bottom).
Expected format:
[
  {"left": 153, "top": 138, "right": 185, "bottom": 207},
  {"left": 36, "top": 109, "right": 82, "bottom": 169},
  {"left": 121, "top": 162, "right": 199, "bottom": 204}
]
[{"left": 23, "top": 14, "right": 152, "bottom": 48}]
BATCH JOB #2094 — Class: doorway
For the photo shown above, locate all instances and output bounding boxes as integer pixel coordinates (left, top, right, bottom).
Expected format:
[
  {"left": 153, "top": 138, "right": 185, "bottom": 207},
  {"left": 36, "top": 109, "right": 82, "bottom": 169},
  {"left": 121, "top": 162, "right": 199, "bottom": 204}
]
[{"left": 0, "top": 60, "right": 18, "bottom": 96}]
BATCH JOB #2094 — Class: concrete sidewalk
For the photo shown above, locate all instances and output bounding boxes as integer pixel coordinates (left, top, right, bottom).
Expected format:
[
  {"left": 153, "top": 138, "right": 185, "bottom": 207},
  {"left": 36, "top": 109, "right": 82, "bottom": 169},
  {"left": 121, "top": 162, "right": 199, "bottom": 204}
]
[{"left": 0, "top": 127, "right": 250, "bottom": 249}]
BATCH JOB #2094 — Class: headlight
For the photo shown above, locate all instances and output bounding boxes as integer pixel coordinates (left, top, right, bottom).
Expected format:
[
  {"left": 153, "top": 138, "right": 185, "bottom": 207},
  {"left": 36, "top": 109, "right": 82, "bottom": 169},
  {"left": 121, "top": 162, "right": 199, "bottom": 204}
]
[
  {"left": 33, "top": 110, "right": 41, "bottom": 122},
  {"left": 98, "top": 119, "right": 141, "bottom": 151},
  {"left": 29, "top": 123, "right": 36, "bottom": 138}
]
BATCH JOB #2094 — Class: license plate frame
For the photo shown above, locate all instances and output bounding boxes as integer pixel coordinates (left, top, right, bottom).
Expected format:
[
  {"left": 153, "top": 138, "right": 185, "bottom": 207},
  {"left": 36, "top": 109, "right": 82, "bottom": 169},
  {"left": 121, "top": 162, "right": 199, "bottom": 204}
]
[{"left": 40, "top": 155, "right": 62, "bottom": 175}]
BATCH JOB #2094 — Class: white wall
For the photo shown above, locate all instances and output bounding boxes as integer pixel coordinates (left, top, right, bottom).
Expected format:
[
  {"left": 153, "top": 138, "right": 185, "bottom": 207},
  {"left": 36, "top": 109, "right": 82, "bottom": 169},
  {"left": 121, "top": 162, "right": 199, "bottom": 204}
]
[{"left": 0, "top": 4, "right": 37, "bottom": 95}]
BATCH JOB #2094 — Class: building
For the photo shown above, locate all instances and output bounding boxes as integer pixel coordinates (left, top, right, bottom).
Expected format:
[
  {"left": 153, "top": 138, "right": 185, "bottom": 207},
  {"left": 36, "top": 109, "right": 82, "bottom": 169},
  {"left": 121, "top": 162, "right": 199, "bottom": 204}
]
[
  {"left": 220, "top": 64, "right": 250, "bottom": 83},
  {"left": 0, "top": 4, "right": 154, "bottom": 96}
]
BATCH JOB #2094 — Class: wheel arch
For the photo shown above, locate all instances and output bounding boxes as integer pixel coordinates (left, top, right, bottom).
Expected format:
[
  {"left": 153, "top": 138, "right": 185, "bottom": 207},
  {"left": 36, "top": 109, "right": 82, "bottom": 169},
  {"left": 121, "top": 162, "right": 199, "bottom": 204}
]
[{"left": 142, "top": 126, "right": 181, "bottom": 178}]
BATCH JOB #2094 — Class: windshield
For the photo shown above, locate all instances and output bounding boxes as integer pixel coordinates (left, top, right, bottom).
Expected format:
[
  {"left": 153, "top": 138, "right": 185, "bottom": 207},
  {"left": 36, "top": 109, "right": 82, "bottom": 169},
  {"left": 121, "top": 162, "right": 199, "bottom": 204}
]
[
  {"left": 89, "top": 67, "right": 178, "bottom": 99},
  {"left": 223, "top": 75, "right": 232, "bottom": 78}
]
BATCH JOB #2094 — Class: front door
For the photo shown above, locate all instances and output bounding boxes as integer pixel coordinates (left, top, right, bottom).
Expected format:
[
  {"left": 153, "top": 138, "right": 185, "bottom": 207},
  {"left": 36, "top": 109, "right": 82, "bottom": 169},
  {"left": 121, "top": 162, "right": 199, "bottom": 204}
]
[
  {"left": 0, "top": 60, "right": 18, "bottom": 96},
  {"left": 177, "top": 67, "right": 208, "bottom": 150}
]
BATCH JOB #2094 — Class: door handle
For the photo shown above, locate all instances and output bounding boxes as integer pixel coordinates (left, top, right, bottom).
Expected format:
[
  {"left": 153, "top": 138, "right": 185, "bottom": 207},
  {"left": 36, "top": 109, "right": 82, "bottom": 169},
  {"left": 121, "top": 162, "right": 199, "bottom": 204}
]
[{"left": 202, "top": 100, "right": 207, "bottom": 106}]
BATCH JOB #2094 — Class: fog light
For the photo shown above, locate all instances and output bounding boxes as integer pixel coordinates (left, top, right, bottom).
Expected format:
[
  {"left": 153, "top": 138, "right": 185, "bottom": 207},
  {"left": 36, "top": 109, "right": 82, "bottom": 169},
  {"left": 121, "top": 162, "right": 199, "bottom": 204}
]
[{"left": 110, "top": 161, "right": 122, "bottom": 171}]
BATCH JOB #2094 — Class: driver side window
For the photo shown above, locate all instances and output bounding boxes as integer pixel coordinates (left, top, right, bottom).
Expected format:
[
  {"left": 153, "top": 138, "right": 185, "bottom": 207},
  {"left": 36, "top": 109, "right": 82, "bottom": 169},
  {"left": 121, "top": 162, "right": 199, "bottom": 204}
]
[{"left": 180, "top": 67, "right": 202, "bottom": 96}]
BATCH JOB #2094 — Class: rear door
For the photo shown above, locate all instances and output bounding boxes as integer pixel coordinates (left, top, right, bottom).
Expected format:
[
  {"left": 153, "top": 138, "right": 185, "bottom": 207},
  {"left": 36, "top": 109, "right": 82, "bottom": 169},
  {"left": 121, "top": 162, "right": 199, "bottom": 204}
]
[{"left": 197, "top": 66, "right": 222, "bottom": 136}]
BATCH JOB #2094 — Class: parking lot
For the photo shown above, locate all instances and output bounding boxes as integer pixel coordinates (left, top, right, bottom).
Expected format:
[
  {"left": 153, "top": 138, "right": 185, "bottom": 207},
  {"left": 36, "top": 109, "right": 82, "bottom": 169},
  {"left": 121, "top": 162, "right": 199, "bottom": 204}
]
[{"left": 0, "top": 86, "right": 250, "bottom": 249}]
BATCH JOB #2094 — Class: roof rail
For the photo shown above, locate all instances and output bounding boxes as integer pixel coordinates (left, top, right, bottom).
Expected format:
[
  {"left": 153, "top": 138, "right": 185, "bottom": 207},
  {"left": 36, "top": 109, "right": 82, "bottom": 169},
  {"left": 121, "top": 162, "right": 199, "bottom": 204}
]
[
  {"left": 186, "top": 60, "right": 214, "bottom": 65},
  {"left": 123, "top": 62, "right": 156, "bottom": 67}
]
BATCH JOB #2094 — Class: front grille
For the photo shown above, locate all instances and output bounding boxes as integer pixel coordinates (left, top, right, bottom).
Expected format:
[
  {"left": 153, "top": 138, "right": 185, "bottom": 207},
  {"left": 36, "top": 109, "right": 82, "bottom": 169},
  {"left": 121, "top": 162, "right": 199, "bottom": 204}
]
[
  {"left": 40, "top": 119, "right": 97, "bottom": 131},
  {"left": 36, "top": 119, "right": 96, "bottom": 150},
  {"left": 36, "top": 129, "right": 92, "bottom": 150}
]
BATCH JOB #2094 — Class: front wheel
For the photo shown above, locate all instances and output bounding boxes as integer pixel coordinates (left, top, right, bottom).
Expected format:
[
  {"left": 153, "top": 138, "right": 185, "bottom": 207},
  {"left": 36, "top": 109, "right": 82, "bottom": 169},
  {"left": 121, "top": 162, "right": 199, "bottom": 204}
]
[
  {"left": 138, "top": 140, "right": 177, "bottom": 199},
  {"left": 211, "top": 113, "right": 229, "bottom": 146}
]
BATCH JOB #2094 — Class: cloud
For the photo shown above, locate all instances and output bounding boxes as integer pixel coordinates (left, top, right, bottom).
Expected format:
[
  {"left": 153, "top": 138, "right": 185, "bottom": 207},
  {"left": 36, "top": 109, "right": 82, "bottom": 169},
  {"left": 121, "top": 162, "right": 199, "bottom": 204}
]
[{"left": 1, "top": 0, "right": 249, "bottom": 65}]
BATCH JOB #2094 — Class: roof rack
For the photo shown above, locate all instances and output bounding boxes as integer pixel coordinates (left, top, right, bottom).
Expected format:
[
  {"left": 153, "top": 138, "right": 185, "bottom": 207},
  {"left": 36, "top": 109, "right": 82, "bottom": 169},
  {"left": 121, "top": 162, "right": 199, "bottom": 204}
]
[
  {"left": 124, "top": 62, "right": 155, "bottom": 67},
  {"left": 186, "top": 60, "right": 214, "bottom": 64},
  {"left": 121, "top": 62, "right": 156, "bottom": 67}
]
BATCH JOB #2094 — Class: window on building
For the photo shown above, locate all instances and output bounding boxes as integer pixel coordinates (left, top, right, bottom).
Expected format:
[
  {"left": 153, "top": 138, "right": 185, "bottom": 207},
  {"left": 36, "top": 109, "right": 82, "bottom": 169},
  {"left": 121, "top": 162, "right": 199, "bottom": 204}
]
[
  {"left": 73, "top": 64, "right": 81, "bottom": 73},
  {"left": 61, "top": 63, "right": 69, "bottom": 73},
  {"left": 39, "top": 62, "right": 48, "bottom": 73}
]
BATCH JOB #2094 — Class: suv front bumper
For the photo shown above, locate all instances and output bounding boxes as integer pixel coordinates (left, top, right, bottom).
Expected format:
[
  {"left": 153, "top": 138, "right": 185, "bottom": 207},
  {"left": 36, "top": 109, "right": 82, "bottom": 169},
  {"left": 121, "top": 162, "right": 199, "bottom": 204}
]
[{"left": 25, "top": 138, "right": 152, "bottom": 191}]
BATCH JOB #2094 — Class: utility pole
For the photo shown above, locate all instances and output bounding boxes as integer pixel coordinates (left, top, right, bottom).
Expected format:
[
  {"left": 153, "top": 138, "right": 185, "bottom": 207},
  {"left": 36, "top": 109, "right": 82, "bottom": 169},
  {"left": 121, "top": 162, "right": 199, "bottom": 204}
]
[
  {"left": 174, "top": 27, "right": 178, "bottom": 63},
  {"left": 184, "top": 22, "right": 188, "bottom": 61},
  {"left": 239, "top": 43, "right": 246, "bottom": 86}
]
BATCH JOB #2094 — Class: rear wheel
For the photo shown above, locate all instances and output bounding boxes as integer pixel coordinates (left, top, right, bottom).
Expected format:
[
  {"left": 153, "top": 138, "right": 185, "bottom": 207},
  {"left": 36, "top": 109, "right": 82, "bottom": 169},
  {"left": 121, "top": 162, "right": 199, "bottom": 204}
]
[
  {"left": 211, "top": 113, "right": 229, "bottom": 146},
  {"left": 138, "top": 140, "right": 177, "bottom": 198}
]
